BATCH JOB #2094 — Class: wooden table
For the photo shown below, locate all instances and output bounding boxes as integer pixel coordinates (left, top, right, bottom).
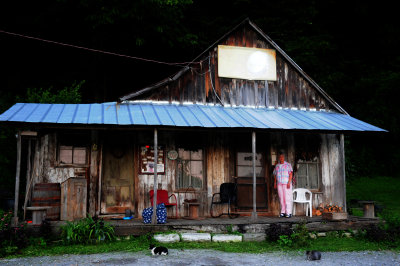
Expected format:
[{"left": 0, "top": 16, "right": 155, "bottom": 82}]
[
  {"left": 183, "top": 202, "right": 200, "bottom": 219},
  {"left": 358, "top": 201, "right": 375, "bottom": 218}
]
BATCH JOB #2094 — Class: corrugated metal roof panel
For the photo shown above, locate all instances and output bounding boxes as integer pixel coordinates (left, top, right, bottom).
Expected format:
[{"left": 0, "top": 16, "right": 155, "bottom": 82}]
[{"left": 0, "top": 102, "right": 387, "bottom": 132}]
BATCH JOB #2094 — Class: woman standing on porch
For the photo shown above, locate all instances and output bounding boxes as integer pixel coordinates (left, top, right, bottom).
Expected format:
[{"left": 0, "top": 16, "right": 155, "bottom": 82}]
[{"left": 273, "top": 152, "right": 293, "bottom": 218}]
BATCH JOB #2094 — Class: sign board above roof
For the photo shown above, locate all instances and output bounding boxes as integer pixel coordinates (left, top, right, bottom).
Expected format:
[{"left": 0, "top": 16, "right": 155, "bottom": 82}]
[{"left": 218, "top": 45, "right": 277, "bottom": 81}]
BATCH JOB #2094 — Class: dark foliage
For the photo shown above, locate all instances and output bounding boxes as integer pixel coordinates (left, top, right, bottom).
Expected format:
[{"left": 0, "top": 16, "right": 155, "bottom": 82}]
[
  {"left": 39, "top": 219, "right": 53, "bottom": 241},
  {"left": 365, "top": 225, "right": 390, "bottom": 243},
  {"left": 266, "top": 223, "right": 293, "bottom": 242},
  {"left": 0, "top": 211, "right": 28, "bottom": 257},
  {"left": 60, "top": 216, "right": 115, "bottom": 245}
]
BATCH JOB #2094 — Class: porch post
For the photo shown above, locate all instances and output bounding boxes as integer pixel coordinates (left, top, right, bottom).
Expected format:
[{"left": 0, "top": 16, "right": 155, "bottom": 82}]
[
  {"left": 12, "top": 132, "right": 22, "bottom": 226},
  {"left": 340, "top": 134, "right": 347, "bottom": 212},
  {"left": 23, "top": 139, "right": 32, "bottom": 220},
  {"left": 151, "top": 128, "right": 158, "bottom": 224},
  {"left": 251, "top": 131, "right": 258, "bottom": 221}
]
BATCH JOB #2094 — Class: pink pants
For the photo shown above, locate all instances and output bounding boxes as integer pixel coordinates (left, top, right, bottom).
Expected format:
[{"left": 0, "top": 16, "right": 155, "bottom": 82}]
[{"left": 277, "top": 183, "right": 293, "bottom": 215}]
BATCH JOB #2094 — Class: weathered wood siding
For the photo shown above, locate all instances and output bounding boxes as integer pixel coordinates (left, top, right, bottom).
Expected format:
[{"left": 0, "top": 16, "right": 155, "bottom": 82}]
[
  {"left": 139, "top": 25, "right": 333, "bottom": 111},
  {"left": 31, "top": 129, "right": 345, "bottom": 219},
  {"left": 30, "top": 132, "right": 93, "bottom": 217}
]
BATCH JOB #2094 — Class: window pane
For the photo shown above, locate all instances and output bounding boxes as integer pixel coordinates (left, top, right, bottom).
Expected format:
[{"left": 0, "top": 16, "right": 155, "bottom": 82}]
[
  {"left": 190, "top": 160, "right": 203, "bottom": 178},
  {"left": 296, "top": 163, "right": 307, "bottom": 188},
  {"left": 59, "top": 146, "right": 73, "bottom": 164},
  {"left": 73, "top": 147, "right": 87, "bottom": 164},
  {"left": 178, "top": 148, "right": 190, "bottom": 160},
  {"left": 190, "top": 149, "right": 203, "bottom": 160},
  {"left": 308, "top": 164, "right": 318, "bottom": 189},
  {"left": 180, "top": 160, "right": 190, "bottom": 188},
  {"left": 237, "top": 166, "right": 263, "bottom": 177},
  {"left": 190, "top": 160, "right": 203, "bottom": 188}
]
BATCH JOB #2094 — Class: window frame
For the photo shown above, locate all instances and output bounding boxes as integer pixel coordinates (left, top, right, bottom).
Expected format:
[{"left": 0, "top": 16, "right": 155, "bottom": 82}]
[
  {"left": 295, "top": 159, "right": 320, "bottom": 191},
  {"left": 56, "top": 133, "right": 89, "bottom": 167},
  {"left": 175, "top": 147, "right": 205, "bottom": 191}
]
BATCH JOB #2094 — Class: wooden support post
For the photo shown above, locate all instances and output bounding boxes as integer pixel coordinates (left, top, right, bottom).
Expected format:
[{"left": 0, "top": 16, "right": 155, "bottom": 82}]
[
  {"left": 151, "top": 128, "right": 158, "bottom": 225},
  {"left": 89, "top": 130, "right": 99, "bottom": 217},
  {"left": 251, "top": 131, "right": 258, "bottom": 221},
  {"left": 12, "top": 132, "right": 21, "bottom": 226},
  {"left": 23, "top": 139, "right": 32, "bottom": 220},
  {"left": 340, "top": 134, "right": 347, "bottom": 212}
]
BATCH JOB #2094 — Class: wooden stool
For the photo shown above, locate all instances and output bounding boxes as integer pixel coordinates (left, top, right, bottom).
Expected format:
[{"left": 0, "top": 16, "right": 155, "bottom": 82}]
[
  {"left": 26, "top": 206, "right": 52, "bottom": 225},
  {"left": 359, "top": 201, "right": 375, "bottom": 218},
  {"left": 183, "top": 202, "right": 200, "bottom": 219}
]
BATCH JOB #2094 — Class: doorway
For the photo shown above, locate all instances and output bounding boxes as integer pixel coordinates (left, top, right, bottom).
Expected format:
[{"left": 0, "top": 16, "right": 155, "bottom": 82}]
[
  {"left": 235, "top": 151, "right": 268, "bottom": 210},
  {"left": 100, "top": 133, "right": 135, "bottom": 214}
]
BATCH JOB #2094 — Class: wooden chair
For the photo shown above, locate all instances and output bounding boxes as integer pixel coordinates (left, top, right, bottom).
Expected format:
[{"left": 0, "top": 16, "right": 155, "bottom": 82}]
[
  {"left": 149, "top": 190, "right": 178, "bottom": 218},
  {"left": 210, "top": 183, "right": 239, "bottom": 218}
]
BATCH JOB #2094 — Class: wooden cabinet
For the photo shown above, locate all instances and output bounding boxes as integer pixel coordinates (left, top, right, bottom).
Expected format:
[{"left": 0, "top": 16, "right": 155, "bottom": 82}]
[{"left": 61, "top": 177, "right": 87, "bottom": 221}]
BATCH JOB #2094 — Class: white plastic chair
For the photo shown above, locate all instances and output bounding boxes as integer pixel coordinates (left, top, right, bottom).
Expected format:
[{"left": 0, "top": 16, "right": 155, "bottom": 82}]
[{"left": 293, "top": 188, "right": 313, "bottom": 217}]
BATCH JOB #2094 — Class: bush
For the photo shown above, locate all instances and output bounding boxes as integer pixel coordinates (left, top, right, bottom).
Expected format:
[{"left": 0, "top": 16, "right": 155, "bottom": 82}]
[
  {"left": 365, "top": 224, "right": 390, "bottom": 242},
  {"left": 291, "top": 221, "right": 310, "bottom": 248},
  {"left": 267, "top": 221, "right": 311, "bottom": 248},
  {"left": 0, "top": 210, "right": 27, "bottom": 257},
  {"left": 266, "top": 223, "right": 293, "bottom": 242},
  {"left": 61, "top": 216, "right": 116, "bottom": 245},
  {"left": 364, "top": 210, "right": 400, "bottom": 243}
]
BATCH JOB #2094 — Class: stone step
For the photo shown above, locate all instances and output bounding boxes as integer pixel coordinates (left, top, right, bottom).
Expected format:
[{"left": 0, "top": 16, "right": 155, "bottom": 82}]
[
  {"left": 242, "top": 233, "right": 266, "bottom": 242},
  {"left": 212, "top": 234, "right": 242, "bottom": 242},
  {"left": 153, "top": 234, "right": 180, "bottom": 243},
  {"left": 181, "top": 233, "right": 212, "bottom": 242}
]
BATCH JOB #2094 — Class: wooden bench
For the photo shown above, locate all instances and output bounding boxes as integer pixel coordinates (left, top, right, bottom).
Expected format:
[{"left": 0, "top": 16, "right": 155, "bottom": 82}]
[{"left": 26, "top": 206, "right": 51, "bottom": 225}]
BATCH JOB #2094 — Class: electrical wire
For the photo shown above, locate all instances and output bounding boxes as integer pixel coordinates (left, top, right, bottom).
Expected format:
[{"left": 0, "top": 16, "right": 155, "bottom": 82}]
[
  {"left": 208, "top": 53, "right": 224, "bottom": 106},
  {"left": 0, "top": 29, "right": 202, "bottom": 67}
]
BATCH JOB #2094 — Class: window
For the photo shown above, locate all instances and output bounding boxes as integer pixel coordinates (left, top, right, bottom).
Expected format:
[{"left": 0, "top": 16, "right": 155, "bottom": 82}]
[
  {"left": 58, "top": 133, "right": 88, "bottom": 165},
  {"left": 176, "top": 148, "right": 204, "bottom": 189},
  {"left": 294, "top": 134, "right": 321, "bottom": 190},
  {"left": 236, "top": 152, "right": 264, "bottom": 177},
  {"left": 296, "top": 159, "right": 319, "bottom": 189}
]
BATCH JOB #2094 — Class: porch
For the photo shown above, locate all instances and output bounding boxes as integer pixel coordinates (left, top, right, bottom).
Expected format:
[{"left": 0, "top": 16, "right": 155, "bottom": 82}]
[{"left": 38, "top": 215, "right": 380, "bottom": 237}]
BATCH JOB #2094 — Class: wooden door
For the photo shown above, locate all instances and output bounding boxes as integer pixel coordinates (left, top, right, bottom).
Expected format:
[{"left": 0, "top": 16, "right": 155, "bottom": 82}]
[
  {"left": 101, "top": 134, "right": 134, "bottom": 214},
  {"left": 235, "top": 152, "right": 268, "bottom": 209}
]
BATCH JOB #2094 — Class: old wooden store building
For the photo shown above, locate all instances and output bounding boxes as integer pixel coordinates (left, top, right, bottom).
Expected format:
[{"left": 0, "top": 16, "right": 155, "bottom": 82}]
[{"left": 0, "top": 19, "right": 385, "bottom": 223}]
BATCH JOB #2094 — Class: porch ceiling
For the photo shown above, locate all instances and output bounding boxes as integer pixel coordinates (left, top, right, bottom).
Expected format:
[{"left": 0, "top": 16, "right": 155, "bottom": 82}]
[{"left": 0, "top": 102, "right": 386, "bottom": 132}]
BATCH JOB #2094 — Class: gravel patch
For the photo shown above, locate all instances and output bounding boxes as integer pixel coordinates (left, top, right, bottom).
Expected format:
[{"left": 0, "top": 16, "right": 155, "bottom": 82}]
[{"left": 1, "top": 250, "right": 399, "bottom": 265}]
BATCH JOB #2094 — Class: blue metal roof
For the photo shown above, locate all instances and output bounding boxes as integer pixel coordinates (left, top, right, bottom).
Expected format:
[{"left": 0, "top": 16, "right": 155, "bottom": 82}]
[{"left": 0, "top": 102, "right": 386, "bottom": 132}]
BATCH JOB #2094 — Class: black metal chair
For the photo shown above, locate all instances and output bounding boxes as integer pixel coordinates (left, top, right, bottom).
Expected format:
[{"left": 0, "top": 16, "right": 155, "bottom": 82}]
[{"left": 210, "top": 183, "right": 239, "bottom": 218}]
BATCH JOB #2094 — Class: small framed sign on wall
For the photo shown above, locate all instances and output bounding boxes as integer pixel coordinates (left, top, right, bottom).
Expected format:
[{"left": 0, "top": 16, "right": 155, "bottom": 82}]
[{"left": 140, "top": 145, "right": 165, "bottom": 174}]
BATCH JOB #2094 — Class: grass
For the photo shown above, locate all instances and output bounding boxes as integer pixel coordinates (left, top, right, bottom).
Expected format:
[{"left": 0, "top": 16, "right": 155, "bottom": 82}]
[
  {"left": 4, "top": 236, "right": 398, "bottom": 259},
  {"left": 346, "top": 176, "right": 400, "bottom": 215}
]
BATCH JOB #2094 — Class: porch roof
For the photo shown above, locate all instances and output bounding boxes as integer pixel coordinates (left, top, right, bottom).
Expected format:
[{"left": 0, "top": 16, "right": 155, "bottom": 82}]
[{"left": 0, "top": 102, "right": 386, "bottom": 132}]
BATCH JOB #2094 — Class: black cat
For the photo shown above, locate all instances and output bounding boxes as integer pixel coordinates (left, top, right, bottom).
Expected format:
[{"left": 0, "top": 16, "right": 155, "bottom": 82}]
[
  {"left": 149, "top": 244, "right": 169, "bottom": 256},
  {"left": 306, "top": 250, "right": 321, "bottom": 260}
]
